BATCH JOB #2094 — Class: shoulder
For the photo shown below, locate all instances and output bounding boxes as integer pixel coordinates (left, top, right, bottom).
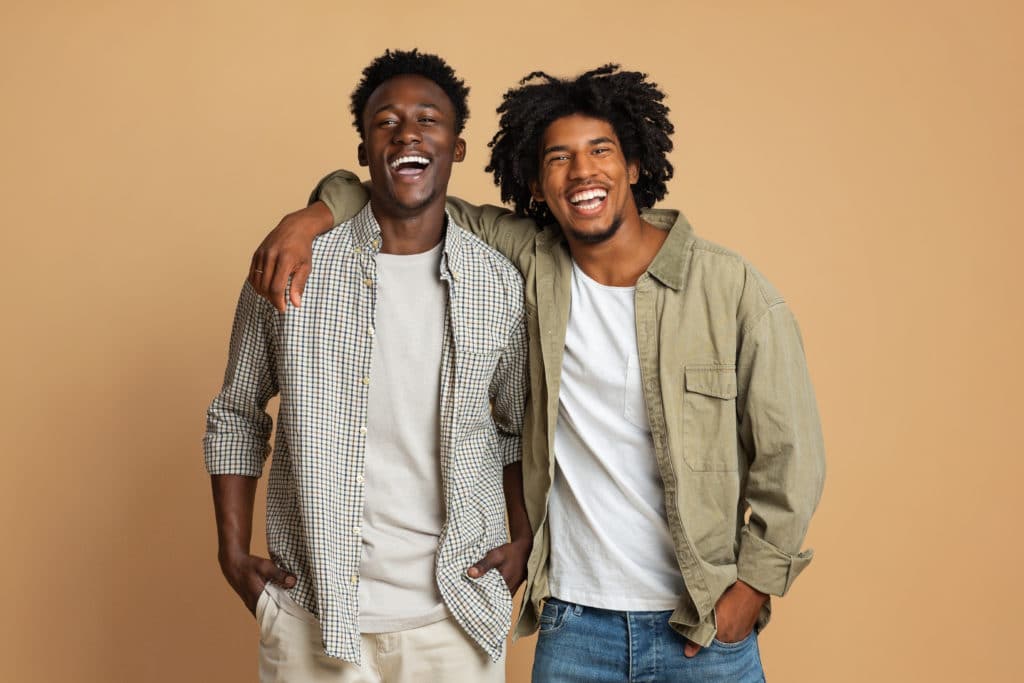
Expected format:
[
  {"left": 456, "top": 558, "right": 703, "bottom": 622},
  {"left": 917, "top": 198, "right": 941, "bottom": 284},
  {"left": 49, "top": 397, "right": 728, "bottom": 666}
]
[
  {"left": 690, "top": 236, "right": 782, "bottom": 305},
  {"left": 454, "top": 225, "right": 526, "bottom": 293}
]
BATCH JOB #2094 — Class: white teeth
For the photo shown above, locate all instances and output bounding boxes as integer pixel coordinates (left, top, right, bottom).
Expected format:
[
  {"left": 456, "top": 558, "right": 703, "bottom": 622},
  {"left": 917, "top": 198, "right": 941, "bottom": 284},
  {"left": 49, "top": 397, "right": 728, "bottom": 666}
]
[
  {"left": 569, "top": 188, "right": 607, "bottom": 204},
  {"left": 389, "top": 155, "right": 431, "bottom": 169}
]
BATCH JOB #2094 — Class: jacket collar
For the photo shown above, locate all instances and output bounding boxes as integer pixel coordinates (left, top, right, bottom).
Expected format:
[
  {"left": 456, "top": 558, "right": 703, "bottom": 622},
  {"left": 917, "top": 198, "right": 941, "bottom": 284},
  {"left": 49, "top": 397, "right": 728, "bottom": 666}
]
[{"left": 535, "top": 207, "right": 695, "bottom": 291}]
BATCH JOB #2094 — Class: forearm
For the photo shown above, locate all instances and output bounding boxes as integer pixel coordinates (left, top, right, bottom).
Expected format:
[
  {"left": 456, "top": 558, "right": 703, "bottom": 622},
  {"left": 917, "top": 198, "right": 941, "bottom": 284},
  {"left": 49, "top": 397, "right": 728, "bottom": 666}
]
[
  {"left": 502, "top": 461, "right": 531, "bottom": 543},
  {"left": 211, "top": 474, "right": 259, "bottom": 559},
  {"left": 736, "top": 304, "right": 825, "bottom": 595},
  {"left": 289, "top": 200, "right": 335, "bottom": 238}
]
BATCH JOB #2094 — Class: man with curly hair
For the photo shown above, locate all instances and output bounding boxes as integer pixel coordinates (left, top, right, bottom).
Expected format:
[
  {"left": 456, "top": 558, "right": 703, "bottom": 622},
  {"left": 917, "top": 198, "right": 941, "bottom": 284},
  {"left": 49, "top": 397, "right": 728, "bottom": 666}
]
[
  {"left": 204, "top": 50, "right": 530, "bottom": 682},
  {"left": 250, "top": 64, "right": 825, "bottom": 682}
]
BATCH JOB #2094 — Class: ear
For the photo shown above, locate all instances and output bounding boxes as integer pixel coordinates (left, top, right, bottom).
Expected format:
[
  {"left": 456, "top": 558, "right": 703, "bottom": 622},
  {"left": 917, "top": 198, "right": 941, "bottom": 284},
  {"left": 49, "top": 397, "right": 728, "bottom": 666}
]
[
  {"left": 454, "top": 137, "right": 467, "bottom": 163},
  {"left": 529, "top": 179, "right": 545, "bottom": 203},
  {"left": 357, "top": 142, "right": 368, "bottom": 167},
  {"left": 627, "top": 159, "right": 640, "bottom": 184}
]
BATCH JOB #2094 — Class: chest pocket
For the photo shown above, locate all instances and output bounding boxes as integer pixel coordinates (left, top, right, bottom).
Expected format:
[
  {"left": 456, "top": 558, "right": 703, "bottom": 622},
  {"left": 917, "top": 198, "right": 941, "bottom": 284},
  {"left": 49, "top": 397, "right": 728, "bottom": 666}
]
[{"left": 682, "top": 365, "right": 739, "bottom": 471}]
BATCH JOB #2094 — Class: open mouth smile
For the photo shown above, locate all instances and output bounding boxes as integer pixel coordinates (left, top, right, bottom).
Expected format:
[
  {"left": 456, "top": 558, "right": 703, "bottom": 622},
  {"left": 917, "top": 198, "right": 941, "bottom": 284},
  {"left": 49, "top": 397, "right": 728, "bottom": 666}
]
[
  {"left": 567, "top": 187, "right": 608, "bottom": 214},
  {"left": 389, "top": 154, "right": 432, "bottom": 177}
]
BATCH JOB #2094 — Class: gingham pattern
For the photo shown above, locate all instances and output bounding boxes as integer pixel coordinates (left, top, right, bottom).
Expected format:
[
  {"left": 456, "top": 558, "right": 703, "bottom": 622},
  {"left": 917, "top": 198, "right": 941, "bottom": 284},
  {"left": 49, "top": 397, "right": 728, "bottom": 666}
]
[{"left": 204, "top": 204, "right": 528, "bottom": 664}]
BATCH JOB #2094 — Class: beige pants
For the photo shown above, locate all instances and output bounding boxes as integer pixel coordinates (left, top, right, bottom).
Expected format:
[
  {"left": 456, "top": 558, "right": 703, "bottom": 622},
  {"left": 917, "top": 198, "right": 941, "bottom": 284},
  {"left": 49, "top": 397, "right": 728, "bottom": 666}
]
[{"left": 256, "top": 584, "right": 505, "bottom": 683}]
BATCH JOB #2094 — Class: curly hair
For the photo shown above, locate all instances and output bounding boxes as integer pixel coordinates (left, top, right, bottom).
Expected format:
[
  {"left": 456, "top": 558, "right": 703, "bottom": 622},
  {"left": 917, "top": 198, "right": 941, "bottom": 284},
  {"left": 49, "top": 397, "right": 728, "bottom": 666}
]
[
  {"left": 486, "top": 64, "right": 674, "bottom": 225},
  {"left": 350, "top": 49, "right": 470, "bottom": 138}
]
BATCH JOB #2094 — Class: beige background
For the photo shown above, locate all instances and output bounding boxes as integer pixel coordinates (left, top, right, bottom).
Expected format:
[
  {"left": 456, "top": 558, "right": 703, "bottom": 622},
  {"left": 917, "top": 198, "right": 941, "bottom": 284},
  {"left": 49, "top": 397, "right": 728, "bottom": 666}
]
[{"left": 1, "top": 1, "right": 1020, "bottom": 681}]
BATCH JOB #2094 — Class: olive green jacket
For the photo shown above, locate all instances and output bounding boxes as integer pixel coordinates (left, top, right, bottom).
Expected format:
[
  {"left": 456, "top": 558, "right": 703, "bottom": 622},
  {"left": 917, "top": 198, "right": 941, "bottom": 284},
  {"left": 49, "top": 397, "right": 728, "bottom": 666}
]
[{"left": 315, "top": 170, "right": 825, "bottom": 647}]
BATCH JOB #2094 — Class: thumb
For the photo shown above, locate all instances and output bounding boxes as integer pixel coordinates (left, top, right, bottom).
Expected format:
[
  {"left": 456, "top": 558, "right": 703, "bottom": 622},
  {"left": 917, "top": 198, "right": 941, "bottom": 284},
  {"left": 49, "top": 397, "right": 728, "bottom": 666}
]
[
  {"left": 257, "top": 558, "right": 296, "bottom": 588},
  {"left": 467, "top": 547, "right": 504, "bottom": 579},
  {"left": 289, "top": 262, "right": 311, "bottom": 309},
  {"left": 684, "top": 640, "right": 701, "bottom": 658}
]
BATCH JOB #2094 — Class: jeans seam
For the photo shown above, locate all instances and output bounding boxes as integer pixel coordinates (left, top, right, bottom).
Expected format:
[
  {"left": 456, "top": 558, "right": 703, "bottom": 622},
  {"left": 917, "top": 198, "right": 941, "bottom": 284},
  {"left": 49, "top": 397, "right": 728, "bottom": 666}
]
[{"left": 626, "top": 612, "right": 634, "bottom": 682}]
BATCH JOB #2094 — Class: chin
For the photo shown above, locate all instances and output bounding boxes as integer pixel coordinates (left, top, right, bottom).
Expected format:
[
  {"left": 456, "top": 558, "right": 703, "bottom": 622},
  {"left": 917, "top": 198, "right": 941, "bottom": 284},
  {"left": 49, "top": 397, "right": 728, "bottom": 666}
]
[
  {"left": 392, "top": 189, "right": 438, "bottom": 214},
  {"left": 565, "top": 215, "right": 623, "bottom": 245}
]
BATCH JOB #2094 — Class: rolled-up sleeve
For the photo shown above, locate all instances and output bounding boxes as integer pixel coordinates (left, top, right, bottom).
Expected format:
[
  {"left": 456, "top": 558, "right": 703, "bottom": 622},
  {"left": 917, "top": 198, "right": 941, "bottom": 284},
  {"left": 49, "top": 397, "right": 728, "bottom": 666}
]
[
  {"left": 203, "top": 282, "right": 279, "bottom": 477},
  {"left": 735, "top": 302, "right": 825, "bottom": 596}
]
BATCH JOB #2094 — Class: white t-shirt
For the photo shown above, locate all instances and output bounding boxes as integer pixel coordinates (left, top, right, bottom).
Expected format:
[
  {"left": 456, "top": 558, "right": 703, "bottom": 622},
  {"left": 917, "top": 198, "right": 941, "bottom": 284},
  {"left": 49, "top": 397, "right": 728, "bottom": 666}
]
[
  {"left": 358, "top": 242, "right": 449, "bottom": 632},
  {"left": 548, "top": 261, "right": 686, "bottom": 611}
]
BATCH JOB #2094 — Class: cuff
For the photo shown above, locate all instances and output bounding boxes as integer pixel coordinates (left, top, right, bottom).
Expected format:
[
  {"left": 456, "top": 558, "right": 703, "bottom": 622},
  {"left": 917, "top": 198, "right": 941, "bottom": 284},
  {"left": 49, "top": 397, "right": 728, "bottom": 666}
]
[
  {"left": 735, "top": 526, "right": 814, "bottom": 597},
  {"left": 497, "top": 433, "right": 522, "bottom": 467},
  {"left": 307, "top": 170, "right": 365, "bottom": 223},
  {"left": 203, "top": 443, "right": 267, "bottom": 479}
]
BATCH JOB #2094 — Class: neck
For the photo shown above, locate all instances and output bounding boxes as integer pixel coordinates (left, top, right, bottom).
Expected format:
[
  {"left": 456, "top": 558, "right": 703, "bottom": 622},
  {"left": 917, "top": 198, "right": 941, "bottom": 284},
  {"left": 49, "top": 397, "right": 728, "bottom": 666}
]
[
  {"left": 565, "top": 205, "right": 668, "bottom": 287},
  {"left": 370, "top": 194, "right": 447, "bottom": 255}
]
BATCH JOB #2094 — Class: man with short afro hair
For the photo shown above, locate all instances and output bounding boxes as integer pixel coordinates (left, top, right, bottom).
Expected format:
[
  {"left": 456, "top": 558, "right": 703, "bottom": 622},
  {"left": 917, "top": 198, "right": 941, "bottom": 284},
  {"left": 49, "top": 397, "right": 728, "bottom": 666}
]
[
  {"left": 205, "top": 49, "right": 530, "bottom": 683},
  {"left": 251, "top": 63, "right": 825, "bottom": 683},
  {"left": 349, "top": 48, "right": 471, "bottom": 138}
]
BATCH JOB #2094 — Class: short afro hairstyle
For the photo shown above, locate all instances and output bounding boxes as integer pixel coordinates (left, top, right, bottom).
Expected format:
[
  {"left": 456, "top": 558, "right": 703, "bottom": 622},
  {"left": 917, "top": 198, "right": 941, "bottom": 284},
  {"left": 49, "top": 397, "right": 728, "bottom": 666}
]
[
  {"left": 486, "top": 64, "right": 674, "bottom": 225},
  {"left": 350, "top": 49, "right": 470, "bottom": 139}
]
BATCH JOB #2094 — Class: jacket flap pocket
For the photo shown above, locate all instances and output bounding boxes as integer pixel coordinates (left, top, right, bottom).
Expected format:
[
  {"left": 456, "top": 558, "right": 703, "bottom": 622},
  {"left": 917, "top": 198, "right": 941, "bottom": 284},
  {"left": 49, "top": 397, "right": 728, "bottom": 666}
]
[{"left": 684, "top": 366, "right": 737, "bottom": 399}]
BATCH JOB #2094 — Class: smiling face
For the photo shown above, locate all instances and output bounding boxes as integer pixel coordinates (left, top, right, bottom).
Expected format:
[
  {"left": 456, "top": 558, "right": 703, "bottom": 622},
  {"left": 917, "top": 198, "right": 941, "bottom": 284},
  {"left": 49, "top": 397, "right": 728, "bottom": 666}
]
[
  {"left": 358, "top": 74, "right": 466, "bottom": 218},
  {"left": 531, "top": 114, "right": 640, "bottom": 244}
]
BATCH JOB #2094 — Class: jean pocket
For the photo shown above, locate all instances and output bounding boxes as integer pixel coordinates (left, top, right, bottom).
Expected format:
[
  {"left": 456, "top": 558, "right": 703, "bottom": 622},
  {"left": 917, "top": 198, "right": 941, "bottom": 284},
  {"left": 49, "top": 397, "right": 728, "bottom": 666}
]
[
  {"left": 538, "top": 598, "right": 574, "bottom": 634},
  {"left": 711, "top": 629, "right": 756, "bottom": 650},
  {"left": 681, "top": 364, "right": 739, "bottom": 471}
]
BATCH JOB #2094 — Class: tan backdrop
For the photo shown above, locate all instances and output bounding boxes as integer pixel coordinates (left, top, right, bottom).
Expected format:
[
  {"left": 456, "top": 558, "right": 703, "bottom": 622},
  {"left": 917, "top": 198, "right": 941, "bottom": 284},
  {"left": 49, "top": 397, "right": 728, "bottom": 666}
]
[{"left": 1, "top": 1, "right": 1020, "bottom": 681}]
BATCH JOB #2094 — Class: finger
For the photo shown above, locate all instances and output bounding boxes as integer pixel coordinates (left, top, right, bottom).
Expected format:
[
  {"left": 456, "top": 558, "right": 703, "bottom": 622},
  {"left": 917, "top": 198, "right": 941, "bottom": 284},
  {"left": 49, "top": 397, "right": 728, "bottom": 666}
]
[
  {"left": 289, "top": 261, "right": 311, "bottom": 309},
  {"left": 268, "top": 254, "right": 293, "bottom": 313},
  {"left": 257, "top": 251, "right": 282, "bottom": 311},
  {"left": 253, "top": 251, "right": 273, "bottom": 294},
  {"left": 684, "top": 641, "right": 701, "bottom": 658},
  {"left": 467, "top": 547, "right": 505, "bottom": 578},
  {"left": 271, "top": 565, "right": 297, "bottom": 588},
  {"left": 248, "top": 250, "right": 263, "bottom": 289}
]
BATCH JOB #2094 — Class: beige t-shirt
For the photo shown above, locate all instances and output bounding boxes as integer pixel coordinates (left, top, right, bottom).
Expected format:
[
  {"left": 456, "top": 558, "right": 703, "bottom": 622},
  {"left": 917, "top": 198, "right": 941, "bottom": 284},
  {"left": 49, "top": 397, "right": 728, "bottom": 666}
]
[{"left": 358, "top": 242, "right": 449, "bottom": 633}]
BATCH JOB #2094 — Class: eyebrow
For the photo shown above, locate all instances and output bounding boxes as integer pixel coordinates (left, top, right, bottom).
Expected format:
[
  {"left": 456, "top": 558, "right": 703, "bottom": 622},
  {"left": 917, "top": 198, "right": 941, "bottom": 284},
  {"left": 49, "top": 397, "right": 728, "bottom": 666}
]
[
  {"left": 541, "top": 137, "right": 617, "bottom": 156},
  {"left": 372, "top": 103, "right": 443, "bottom": 116}
]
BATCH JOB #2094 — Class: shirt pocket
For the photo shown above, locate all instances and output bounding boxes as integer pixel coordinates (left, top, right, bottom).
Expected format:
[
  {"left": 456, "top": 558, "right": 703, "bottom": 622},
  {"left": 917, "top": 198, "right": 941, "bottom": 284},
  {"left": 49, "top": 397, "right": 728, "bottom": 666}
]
[
  {"left": 682, "top": 364, "right": 739, "bottom": 471},
  {"left": 623, "top": 355, "right": 651, "bottom": 431}
]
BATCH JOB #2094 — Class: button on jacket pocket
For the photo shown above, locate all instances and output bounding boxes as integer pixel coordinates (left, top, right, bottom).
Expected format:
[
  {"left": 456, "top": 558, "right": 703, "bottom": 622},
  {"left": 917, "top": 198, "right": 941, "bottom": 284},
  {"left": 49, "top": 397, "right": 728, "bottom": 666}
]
[{"left": 682, "top": 365, "right": 739, "bottom": 471}]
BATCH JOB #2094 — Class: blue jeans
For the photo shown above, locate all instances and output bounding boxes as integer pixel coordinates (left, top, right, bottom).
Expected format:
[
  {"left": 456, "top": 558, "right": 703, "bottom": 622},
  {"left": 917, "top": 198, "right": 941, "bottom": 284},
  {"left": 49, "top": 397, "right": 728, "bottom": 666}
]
[{"left": 532, "top": 598, "right": 765, "bottom": 683}]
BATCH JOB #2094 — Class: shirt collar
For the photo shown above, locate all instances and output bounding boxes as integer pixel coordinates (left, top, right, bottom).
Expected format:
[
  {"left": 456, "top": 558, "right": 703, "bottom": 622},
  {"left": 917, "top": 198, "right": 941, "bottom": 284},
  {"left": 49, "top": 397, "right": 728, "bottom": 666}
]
[{"left": 349, "top": 202, "right": 465, "bottom": 283}]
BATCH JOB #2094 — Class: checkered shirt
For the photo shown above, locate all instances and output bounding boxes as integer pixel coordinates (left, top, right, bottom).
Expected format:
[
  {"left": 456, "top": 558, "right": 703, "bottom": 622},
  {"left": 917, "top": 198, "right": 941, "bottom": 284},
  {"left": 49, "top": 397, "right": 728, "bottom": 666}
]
[{"left": 203, "top": 204, "right": 528, "bottom": 664}]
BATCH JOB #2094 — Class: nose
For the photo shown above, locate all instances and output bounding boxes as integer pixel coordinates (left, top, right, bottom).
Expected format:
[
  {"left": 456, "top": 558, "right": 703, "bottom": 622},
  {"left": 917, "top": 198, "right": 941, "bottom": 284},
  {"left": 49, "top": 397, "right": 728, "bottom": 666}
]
[
  {"left": 392, "top": 119, "right": 421, "bottom": 146},
  {"left": 568, "top": 152, "right": 597, "bottom": 180}
]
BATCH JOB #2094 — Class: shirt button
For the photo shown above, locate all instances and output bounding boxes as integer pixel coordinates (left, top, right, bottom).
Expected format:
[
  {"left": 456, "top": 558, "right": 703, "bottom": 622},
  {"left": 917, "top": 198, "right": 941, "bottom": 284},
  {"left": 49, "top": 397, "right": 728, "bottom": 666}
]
[
  {"left": 353, "top": 526, "right": 361, "bottom": 535},
  {"left": 353, "top": 247, "right": 362, "bottom": 254},
  {"left": 363, "top": 278, "right": 372, "bottom": 287},
  {"left": 451, "top": 270, "right": 461, "bottom": 281},
  {"left": 350, "top": 575, "right": 358, "bottom": 585},
  {"left": 362, "top": 377, "right": 370, "bottom": 385},
  {"left": 356, "top": 474, "right": 365, "bottom": 484},
  {"left": 371, "top": 239, "right": 380, "bottom": 249},
  {"left": 367, "top": 326, "right": 375, "bottom": 337},
  {"left": 359, "top": 426, "right": 367, "bottom": 435}
]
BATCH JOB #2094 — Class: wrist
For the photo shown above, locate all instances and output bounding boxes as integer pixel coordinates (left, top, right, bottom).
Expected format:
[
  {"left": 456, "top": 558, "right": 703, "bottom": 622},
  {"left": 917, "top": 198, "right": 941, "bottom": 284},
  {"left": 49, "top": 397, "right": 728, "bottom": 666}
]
[
  {"left": 508, "top": 534, "right": 533, "bottom": 550},
  {"left": 305, "top": 201, "right": 335, "bottom": 233},
  {"left": 735, "top": 580, "right": 769, "bottom": 605},
  {"left": 218, "top": 545, "right": 250, "bottom": 568}
]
